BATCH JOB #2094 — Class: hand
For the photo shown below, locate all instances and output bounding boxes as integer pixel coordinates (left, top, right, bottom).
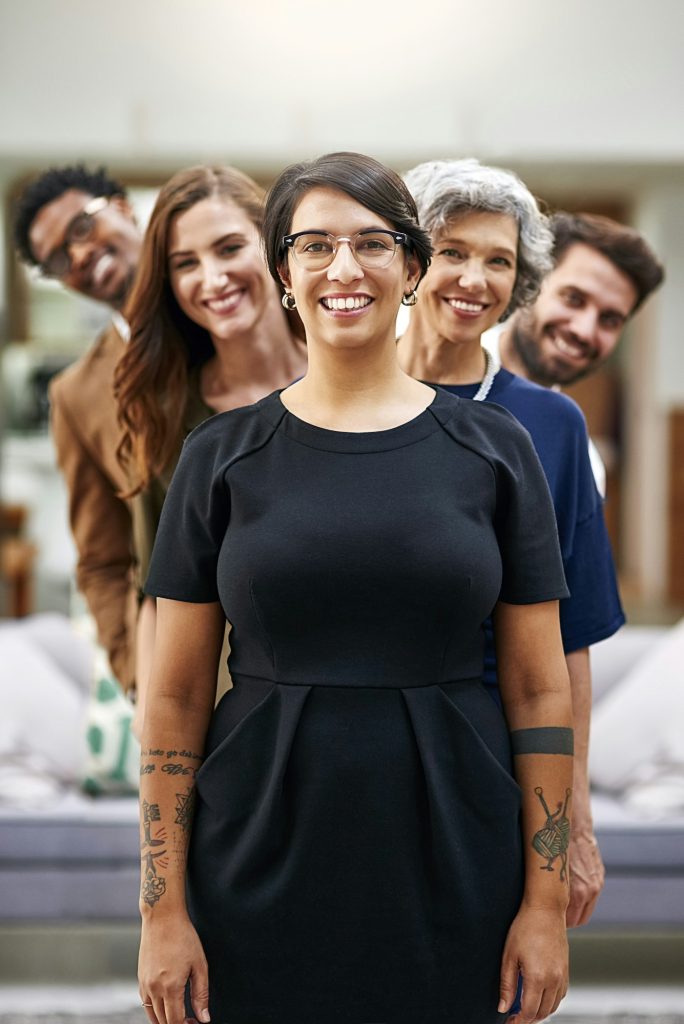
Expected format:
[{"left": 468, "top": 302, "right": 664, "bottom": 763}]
[
  {"left": 566, "top": 826, "right": 605, "bottom": 928},
  {"left": 499, "top": 904, "right": 568, "bottom": 1023},
  {"left": 139, "top": 913, "right": 210, "bottom": 1024}
]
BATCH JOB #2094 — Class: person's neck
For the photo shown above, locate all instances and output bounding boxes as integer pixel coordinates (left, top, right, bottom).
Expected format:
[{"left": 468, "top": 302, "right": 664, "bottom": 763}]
[
  {"left": 206, "top": 300, "right": 304, "bottom": 397},
  {"left": 398, "top": 316, "right": 488, "bottom": 385},
  {"left": 282, "top": 333, "right": 431, "bottom": 431},
  {"left": 497, "top": 320, "right": 532, "bottom": 381}
]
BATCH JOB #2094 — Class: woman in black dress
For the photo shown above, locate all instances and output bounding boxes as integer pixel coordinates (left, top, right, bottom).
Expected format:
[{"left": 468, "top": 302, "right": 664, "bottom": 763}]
[{"left": 138, "top": 153, "right": 574, "bottom": 1024}]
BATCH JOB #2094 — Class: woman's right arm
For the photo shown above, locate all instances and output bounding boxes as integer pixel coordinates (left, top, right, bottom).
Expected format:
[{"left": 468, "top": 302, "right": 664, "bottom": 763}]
[{"left": 138, "top": 596, "right": 224, "bottom": 1024}]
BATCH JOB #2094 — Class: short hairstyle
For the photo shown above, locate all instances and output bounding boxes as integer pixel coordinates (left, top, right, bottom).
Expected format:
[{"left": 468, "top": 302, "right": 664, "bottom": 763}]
[
  {"left": 263, "top": 151, "right": 433, "bottom": 288},
  {"left": 403, "top": 158, "right": 554, "bottom": 320},
  {"left": 550, "top": 211, "right": 664, "bottom": 313},
  {"left": 13, "top": 163, "right": 127, "bottom": 265}
]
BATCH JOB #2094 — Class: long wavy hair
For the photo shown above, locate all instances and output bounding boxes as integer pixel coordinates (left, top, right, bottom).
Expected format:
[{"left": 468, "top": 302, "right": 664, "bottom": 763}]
[{"left": 115, "top": 166, "right": 266, "bottom": 494}]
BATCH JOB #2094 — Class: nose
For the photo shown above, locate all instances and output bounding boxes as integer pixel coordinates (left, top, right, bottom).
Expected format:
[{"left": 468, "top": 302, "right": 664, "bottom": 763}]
[
  {"left": 568, "top": 305, "right": 600, "bottom": 343},
  {"left": 67, "top": 238, "right": 96, "bottom": 274},
  {"left": 327, "top": 241, "right": 364, "bottom": 284},
  {"left": 202, "top": 257, "right": 230, "bottom": 292},
  {"left": 457, "top": 258, "right": 487, "bottom": 292}
]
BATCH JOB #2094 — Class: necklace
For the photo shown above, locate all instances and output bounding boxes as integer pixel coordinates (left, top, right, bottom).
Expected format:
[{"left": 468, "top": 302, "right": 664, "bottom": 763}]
[{"left": 473, "top": 347, "right": 498, "bottom": 402}]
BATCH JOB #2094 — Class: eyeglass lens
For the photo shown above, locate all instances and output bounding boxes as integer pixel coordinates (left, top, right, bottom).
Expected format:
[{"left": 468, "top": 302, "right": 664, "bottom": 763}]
[
  {"left": 291, "top": 231, "right": 400, "bottom": 269},
  {"left": 42, "top": 210, "right": 99, "bottom": 278}
]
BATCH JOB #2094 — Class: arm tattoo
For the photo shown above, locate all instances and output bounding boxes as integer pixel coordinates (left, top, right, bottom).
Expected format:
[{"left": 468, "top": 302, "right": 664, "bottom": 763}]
[
  {"left": 140, "top": 800, "right": 168, "bottom": 906},
  {"left": 531, "top": 787, "right": 571, "bottom": 883},
  {"left": 511, "top": 727, "right": 574, "bottom": 756},
  {"left": 175, "top": 785, "right": 197, "bottom": 833}
]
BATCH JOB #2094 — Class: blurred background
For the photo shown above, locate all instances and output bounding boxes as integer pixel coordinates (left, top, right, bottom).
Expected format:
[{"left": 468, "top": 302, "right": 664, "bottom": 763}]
[{"left": 0, "top": 0, "right": 682, "bottom": 1018}]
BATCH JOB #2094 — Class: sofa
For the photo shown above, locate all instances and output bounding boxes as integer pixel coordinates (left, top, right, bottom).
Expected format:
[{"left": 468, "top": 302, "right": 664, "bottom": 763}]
[{"left": 1, "top": 625, "right": 683, "bottom": 931}]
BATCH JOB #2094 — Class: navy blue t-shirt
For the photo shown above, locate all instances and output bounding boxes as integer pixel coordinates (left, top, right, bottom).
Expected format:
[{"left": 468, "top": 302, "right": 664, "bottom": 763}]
[{"left": 438, "top": 369, "right": 625, "bottom": 692}]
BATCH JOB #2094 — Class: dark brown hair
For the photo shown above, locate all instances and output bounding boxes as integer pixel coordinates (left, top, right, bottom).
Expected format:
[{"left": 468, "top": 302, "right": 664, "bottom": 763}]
[
  {"left": 551, "top": 211, "right": 664, "bottom": 313},
  {"left": 262, "top": 152, "right": 432, "bottom": 289},
  {"left": 115, "top": 165, "right": 266, "bottom": 493}
]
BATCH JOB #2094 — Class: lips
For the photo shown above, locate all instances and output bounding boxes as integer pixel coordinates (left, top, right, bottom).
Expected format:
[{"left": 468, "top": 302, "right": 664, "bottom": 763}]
[
  {"left": 90, "top": 251, "right": 116, "bottom": 289},
  {"left": 321, "top": 295, "right": 373, "bottom": 311},
  {"left": 547, "top": 327, "right": 593, "bottom": 364},
  {"left": 204, "top": 289, "right": 246, "bottom": 315},
  {"left": 443, "top": 297, "right": 488, "bottom": 314}
]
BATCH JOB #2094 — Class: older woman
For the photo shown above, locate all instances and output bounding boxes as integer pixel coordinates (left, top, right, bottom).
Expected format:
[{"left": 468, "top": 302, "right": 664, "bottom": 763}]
[
  {"left": 137, "top": 152, "right": 573, "bottom": 1024},
  {"left": 399, "top": 158, "right": 625, "bottom": 930}
]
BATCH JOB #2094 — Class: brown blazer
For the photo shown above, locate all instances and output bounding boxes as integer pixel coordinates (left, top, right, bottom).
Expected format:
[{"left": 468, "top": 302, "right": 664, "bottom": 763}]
[{"left": 49, "top": 324, "right": 138, "bottom": 692}]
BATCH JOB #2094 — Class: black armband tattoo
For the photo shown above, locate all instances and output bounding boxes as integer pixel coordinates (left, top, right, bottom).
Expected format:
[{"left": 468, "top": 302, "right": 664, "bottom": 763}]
[
  {"left": 511, "top": 727, "right": 574, "bottom": 756},
  {"left": 531, "top": 787, "right": 571, "bottom": 883}
]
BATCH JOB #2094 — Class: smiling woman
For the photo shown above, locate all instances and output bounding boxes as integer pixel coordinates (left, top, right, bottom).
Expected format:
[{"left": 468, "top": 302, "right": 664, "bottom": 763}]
[
  {"left": 135, "top": 152, "right": 576, "bottom": 1024},
  {"left": 113, "top": 165, "right": 307, "bottom": 734}
]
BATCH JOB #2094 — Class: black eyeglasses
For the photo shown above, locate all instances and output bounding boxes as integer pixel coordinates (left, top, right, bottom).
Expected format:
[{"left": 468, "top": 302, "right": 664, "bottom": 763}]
[
  {"left": 283, "top": 229, "right": 409, "bottom": 271},
  {"left": 38, "top": 196, "right": 111, "bottom": 278}
]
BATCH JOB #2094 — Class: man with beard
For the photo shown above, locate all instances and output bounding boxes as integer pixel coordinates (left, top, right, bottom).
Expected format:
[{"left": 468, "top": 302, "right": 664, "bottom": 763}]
[
  {"left": 498, "top": 211, "right": 663, "bottom": 388},
  {"left": 490, "top": 211, "right": 663, "bottom": 927},
  {"left": 14, "top": 165, "right": 143, "bottom": 694}
]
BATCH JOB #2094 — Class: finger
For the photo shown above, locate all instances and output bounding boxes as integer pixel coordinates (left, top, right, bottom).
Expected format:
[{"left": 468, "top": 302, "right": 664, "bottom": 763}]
[
  {"left": 536, "top": 985, "right": 559, "bottom": 1022},
  {"left": 166, "top": 988, "right": 188, "bottom": 1024},
  {"left": 190, "top": 958, "right": 211, "bottom": 1023},
  {"left": 150, "top": 995, "right": 168, "bottom": 1024},
  {"left": 549, "top": 984, "right": 566, "bottom": 1018},
  {"left": 498, "top": 953, "right": 519, "bottom": 1015},
  {"left": 517, "top": 979, "right": 543, "bottom": 1024},
  {"left": 140, "top": 996, "right": 160, "bottom": 1024}
]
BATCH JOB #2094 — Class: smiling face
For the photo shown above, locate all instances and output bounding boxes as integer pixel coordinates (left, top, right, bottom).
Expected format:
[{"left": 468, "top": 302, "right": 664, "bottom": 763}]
[
  {"left": 280, "top": 187, "right": 419, "bottom": 354},
  {"left": 168, "top": 196, "right": 274, "bottom": 343},
  {"left": 28, "top": 188, "right": 141, "bottom": 308},
  {"left": 510, "top": 242, "right": 638, "bottom": 386},
  {"left": 411, "top": 210, "right": 518, "bottom": 349}
]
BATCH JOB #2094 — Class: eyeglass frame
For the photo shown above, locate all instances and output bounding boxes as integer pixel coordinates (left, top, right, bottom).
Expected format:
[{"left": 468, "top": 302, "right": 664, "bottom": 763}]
[
  {"left": 282, "top": 228, "right": 410, "bottom": 271},
  {"left": 37, "top": 195, "right": 112, "bottom": 279}
]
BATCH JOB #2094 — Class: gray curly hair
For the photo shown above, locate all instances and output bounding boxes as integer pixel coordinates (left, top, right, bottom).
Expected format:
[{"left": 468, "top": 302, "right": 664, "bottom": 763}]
[{"left": 403, "top": 158, "right": 553, "bottom": 320}]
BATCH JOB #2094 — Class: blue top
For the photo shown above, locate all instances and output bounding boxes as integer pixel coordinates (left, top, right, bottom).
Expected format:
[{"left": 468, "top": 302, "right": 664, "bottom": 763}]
[{"left": 438, "top": 368, "right": 625, "bottom": 691}]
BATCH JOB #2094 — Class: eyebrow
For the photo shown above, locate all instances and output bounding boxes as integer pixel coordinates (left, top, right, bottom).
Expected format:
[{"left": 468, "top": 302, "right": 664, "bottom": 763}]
[
  {"left": 168, "top": 232, "right": 246, "bottom": 258},
  {"left": 292, "top": 225, "right": 395, "bottom": 236}
]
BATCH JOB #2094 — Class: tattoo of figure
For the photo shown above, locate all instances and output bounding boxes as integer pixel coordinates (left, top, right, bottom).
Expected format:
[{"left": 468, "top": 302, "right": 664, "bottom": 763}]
[
  {"left": 140, "top": 799, "right": 169, "bottom": 906},
  {"left": 531, "top": 787, "right": 571, "bottom": 882},
  {"left": 175, "top": 786, "right": 196, "bottom": 834}
]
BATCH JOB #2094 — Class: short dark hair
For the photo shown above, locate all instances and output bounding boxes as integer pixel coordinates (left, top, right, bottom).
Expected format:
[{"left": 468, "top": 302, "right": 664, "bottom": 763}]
[
  {"left": 551, "top": 211, "right": 664, "bottom": 313},
  {"left": 263, "top": 151, "right": 432, "bottom": 287},
  {"left": 13, "top": 163, "right": 127, "bottom": 265}
]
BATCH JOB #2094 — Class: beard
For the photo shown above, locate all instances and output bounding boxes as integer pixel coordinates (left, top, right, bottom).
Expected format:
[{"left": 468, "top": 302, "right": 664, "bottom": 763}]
[{"left": 510, "top": 314, "right": 594, "bottom": 388}]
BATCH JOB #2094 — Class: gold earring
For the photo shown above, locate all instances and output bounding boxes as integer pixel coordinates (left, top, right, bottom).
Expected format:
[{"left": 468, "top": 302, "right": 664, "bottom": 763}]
[
  {"left": 281, "top": 291, "right": 297, "bottom": 310},
  {"left": 401, "top": 290, "right": 418, "bottom": 307}
]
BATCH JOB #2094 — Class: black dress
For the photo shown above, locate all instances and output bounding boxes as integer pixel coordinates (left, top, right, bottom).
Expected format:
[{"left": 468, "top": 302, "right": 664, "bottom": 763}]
[{"left": 146, "top": 387, "right": 568, "bottom": 1024}]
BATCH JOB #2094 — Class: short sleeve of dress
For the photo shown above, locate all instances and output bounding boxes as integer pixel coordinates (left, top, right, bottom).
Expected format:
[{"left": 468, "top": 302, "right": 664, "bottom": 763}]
[
  {"left": 144, "top": 424, "right": 229, "bottom": 603},
  {"left": 489, "top": 410, "right": 570, "bottom": 606}
]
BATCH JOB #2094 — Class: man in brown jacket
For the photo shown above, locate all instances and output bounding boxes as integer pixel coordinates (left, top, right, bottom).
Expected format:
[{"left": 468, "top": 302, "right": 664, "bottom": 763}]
[{"left": 14, "top": 165, "right": 143, "bottom": 692}]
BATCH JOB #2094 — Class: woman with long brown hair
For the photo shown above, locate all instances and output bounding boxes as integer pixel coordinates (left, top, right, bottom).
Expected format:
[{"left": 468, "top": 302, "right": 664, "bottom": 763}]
[{"left": 115, "top": 165, "right": 307, "bottom": 731}]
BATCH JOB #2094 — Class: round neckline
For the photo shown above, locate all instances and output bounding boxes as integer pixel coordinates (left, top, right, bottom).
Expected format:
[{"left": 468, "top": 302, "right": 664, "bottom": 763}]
[{"left": 264, "top": 388, "right": 450, "bottom": 453}]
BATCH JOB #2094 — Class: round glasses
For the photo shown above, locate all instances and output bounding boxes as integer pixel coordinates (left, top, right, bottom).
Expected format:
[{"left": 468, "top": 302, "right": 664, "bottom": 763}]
[
  {"left": 283, "top": 229, "right": 409, "bottom": 271},
  {"left": 39, "top": 196, "right": 110, "bottom": 278}
]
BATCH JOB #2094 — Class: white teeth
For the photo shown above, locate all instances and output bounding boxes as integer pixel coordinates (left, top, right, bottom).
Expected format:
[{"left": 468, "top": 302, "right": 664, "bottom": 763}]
[
  {"left": 551, "top": 331, "right": 588, "bottom": 359},
  {"left": 206, "top": 291, "right": 242, "bottom": 313},
  {"left": 92, "top": 253, "right": 114, "bottom": 286},
  {"left": 447, "top": 299, "right": 485, "bottom": 312},
  {"left": 322, "top": 296, "right": 372, "bottom": 311}
]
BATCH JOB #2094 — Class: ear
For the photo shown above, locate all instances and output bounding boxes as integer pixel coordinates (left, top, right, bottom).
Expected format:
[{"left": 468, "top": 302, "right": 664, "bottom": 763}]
[
  {"left": 405, "top": 251, "right": 422, "bottom": 293},
  {"left": 278, "top": 261, "right": 292, "bottom": 291}
]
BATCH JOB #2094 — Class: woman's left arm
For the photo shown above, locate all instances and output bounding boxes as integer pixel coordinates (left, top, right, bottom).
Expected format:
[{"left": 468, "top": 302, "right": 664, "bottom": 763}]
[{"left": 494, "top": 599, "right": 574, "bottom": 1024}]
